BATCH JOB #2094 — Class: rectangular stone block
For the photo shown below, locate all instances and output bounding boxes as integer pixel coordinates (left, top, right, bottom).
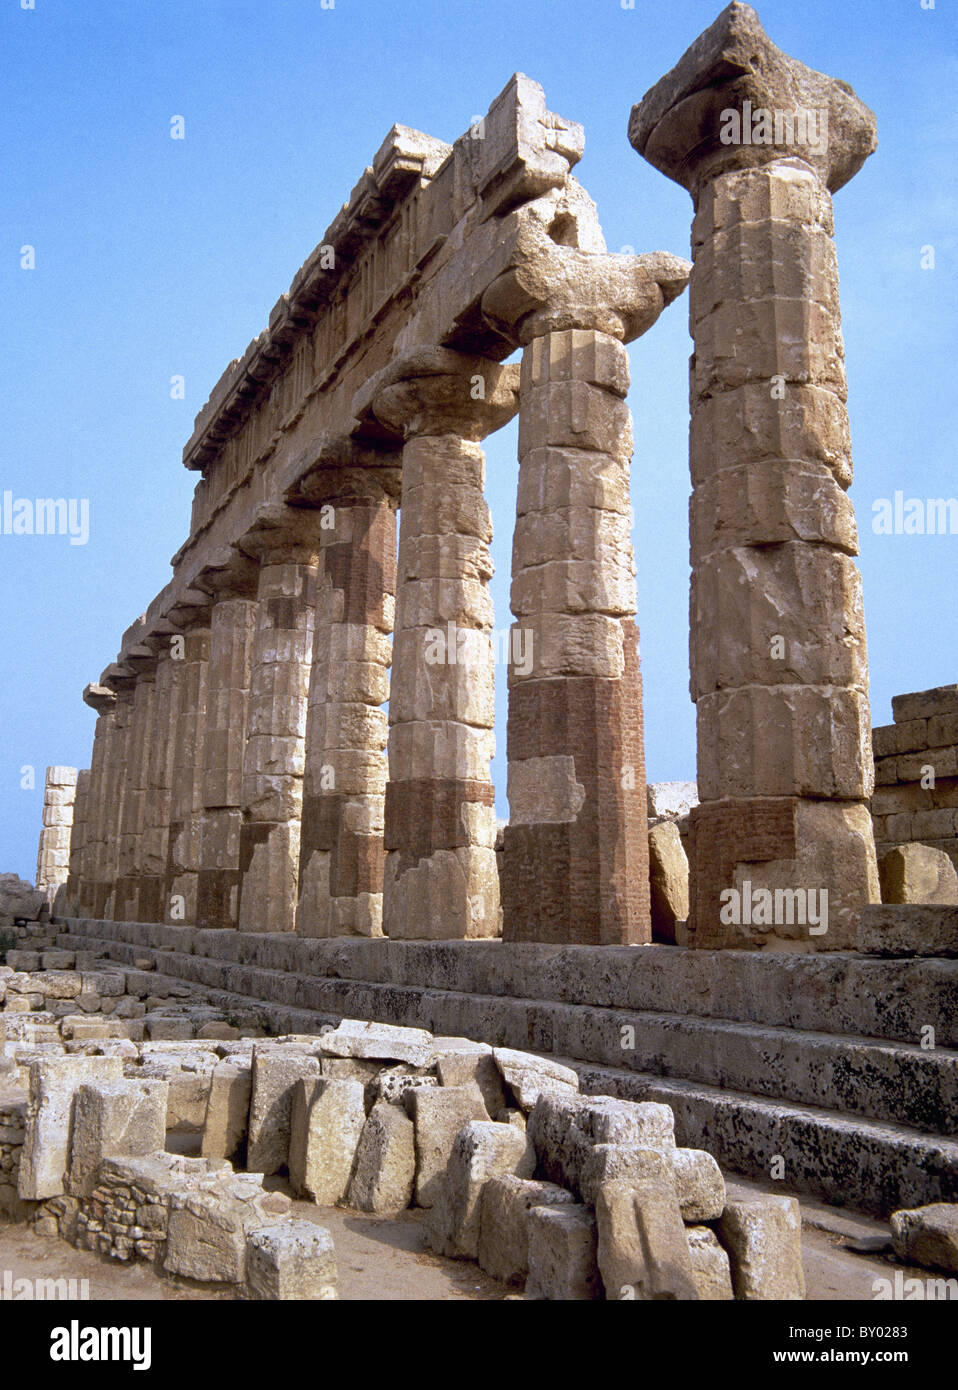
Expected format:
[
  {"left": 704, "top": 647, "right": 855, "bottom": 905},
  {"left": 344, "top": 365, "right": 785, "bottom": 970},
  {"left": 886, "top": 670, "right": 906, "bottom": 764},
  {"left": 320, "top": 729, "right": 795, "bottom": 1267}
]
[
  {"left": 595, "top": 1176, "right": 699, "bottom": 1301},
  {"left": 717, "top": 1196, "right": 805, "bottom": 1300},
  {"left": 244, "top": 1221, "right": 338, "bottom": 1300},
  {"left": 247, "top": 1048, "right": 322, "bottom": 1175},
  {"left": 68, "top": 1079, "right": 169, "bottom": 1198},
  {"left": 288, "top": 1077, "right": 366, "bottom": 1203},
  {"left": 858, "top": 905, "right": 958, "bottom": 958},
  {"left": 525, "top": 1204, "right": 602, "bottom": 1300},
  {"left": 477, "top": 1175, "right": 575, "bottom": 1284},
  {"left": 18, "top": 1056, "right": 124, "bottom": 1200}
]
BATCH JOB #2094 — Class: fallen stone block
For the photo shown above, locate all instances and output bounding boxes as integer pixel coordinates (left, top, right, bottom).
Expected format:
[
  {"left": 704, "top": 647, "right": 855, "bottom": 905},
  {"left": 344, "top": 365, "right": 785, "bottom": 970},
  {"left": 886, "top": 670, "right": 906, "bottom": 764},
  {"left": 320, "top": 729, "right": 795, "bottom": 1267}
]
[
  {"left": 493, "top": 1047, "right": 579, "bottom": 1112},
  {"left": 245, "top": 1221, "right": 338, "bottom": 1300},
  {"left": 201, "top": 1063, "right": 252, "bottom": 1163},
  {"left": 164, "top": 1190, "right": 276, "bottom": 1284},
  {"left": 478, "top": 1175, "right": 575, "bottom": 1285},
  {"left": 18, "top": 1056, "right": 124, "bottom": 1200},
  {"left": 879, "top": 844, "right": 958, "bottom": 906},
  {"left": 858, "top": 905, "right": 958, "bottom": 958},
  {"left": 595, "top": 1176, "right": 698, "bottom": 1301},
  {"left": 318, "top": 1020, "right": 433, "bottom": 1067},
  {"left": 68, "top": 1078, "right": 169, "bottom": 1198},
  {"left": 649, "top": 820, "right": 689, "bottom": 944},
  {"left": 288, "top": 1077, "right": 366, "bottom": 1203},
  {"left": 436, "top": 1049, "right": 507, "bottom": 1118},
  {"left": 371, "top": 1064, "right": 437, "bottom": 1107},
  {"left": 529, "top": 1092, "right": 675, "bottom": 1199},
  {"left": 427, "top": 1120, "right": 535, "bottom": 1260},
  {"left": 718, "top": 1197, "right": 805, "bottom": 1300},
  {"left": 687, "top": 1226, "right": 734, "bottom": 1300},
  {"left": 891, "top": 1203, "right": 958, "bottom": 1274},
  {"left": 348, "top": 1100, "right": 416, "bottom": 1214},
  {"left": 672, "top": 1148, "right": 725, "bottom": 1222},
  {"left": 247, "top": 1048, "right": 322, "bottom": 1175},
  {"left": 406, "top": 1084, "right": 488, "bottom": 1207},
  {"left": 525, "top": 1204, "right": 602, "bottom": 1301}
]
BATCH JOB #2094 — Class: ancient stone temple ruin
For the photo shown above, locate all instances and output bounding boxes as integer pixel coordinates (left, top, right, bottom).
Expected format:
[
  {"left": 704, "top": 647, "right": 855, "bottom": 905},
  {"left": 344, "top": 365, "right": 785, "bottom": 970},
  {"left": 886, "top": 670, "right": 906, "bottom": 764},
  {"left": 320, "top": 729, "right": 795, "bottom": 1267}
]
[{"left": 14, "top": 4, "right": 958, "bottom": 1256}]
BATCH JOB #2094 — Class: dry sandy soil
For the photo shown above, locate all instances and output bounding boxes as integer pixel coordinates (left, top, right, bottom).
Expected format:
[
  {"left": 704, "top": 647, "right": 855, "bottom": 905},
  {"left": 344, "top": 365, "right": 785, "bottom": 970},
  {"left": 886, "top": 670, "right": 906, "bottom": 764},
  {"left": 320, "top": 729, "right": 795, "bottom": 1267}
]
[{"left": 0, "top": 1178, "right": 937, "bottom": 1302}]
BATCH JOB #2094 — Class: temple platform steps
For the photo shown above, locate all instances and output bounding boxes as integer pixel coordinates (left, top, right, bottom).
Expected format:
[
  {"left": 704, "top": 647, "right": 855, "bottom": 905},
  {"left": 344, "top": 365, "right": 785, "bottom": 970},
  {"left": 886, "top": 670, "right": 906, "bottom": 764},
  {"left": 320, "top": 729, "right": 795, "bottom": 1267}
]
[{"left": 56, "top": 918, "right": 958, "bottom": 1217}]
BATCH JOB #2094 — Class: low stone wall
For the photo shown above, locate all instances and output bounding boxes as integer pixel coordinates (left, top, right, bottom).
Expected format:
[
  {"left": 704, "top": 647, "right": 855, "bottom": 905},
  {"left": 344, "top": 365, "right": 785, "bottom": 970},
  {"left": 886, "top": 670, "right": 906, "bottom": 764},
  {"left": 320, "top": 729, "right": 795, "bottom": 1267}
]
[
  {"left": 0, "top": 1089, "right": 25, "bottom": 1217},
  {"left": 873, "top": 685, "right": 958, "bottom": 872}
]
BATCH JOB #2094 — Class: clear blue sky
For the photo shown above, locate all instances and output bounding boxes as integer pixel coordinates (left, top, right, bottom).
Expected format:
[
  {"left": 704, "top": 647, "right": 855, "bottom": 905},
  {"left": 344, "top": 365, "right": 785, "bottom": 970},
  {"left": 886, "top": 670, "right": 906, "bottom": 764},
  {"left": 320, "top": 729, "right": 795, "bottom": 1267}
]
[{"left": 2, "top": 0, "right": 955, "bottom": 880}]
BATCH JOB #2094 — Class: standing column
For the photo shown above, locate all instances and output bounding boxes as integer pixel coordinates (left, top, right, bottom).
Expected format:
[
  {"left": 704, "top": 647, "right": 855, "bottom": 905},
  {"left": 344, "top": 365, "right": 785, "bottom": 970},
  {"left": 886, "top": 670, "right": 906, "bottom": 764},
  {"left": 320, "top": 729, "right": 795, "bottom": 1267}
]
[
  {"left": 195, "top": 554, "right": 259, "bottom": 929},
  {"left": 99, "top": 672, "right": 135, "bottom": 921},
  {"left": 165, "top": 596, "right": 212, "bottom": 925},
  {"left": 79, "top": 684, "right": 116, "bottom": 918},
  {"left": 482, "top": 241, "right": 689, "bottom": 945},
  {"left": 362, "top": 349, "right": 519, "bottom": 940},
  {"left": 35, "top": 766, "right": 78, "bottom": 906},
  {"left": 139, "top": 633, "right": 183, "bottom": 923},
  {"left": 115, "top": 665, "right": 156, "bottom": 920},
  {"left": 298, "top": 483, "right": 397, "bottom": 938},
  {"left": 64, "top": 768, "right": 90, "bottom": 915},
  {"left": 237, "top": 510, "right": 320, "bottom": 934},
  {"left": 630, "top": 4, "right": 880, "bottom": 948}
]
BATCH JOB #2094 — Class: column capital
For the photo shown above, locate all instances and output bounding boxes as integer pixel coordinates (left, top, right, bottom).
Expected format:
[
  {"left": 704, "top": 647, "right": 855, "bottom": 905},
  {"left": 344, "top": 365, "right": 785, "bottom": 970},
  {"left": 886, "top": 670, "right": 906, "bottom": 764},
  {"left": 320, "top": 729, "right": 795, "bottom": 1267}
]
[
  {"left": 285, "top": 435, "right": 402, "bottom": 508},
  {"left": 83, "top": 682, "right": 116, "bottom": 715},
  {"left": 481, "top": 221, "right": 689, "bottom": 345},
  {"left": 629, "top": 2, "right": 877, "bottom": 198},
  {"left": 166, "top": 587, "right": 214, "bottom": 631},
  {"left": 193, "top": 546, "right": 261, "bottom": 601},
  {"left": 238, "top": 504, "right": 323, "bottom": 566},
  {"left": 353, "top": 347, "right": 520, "bottom": 442}
]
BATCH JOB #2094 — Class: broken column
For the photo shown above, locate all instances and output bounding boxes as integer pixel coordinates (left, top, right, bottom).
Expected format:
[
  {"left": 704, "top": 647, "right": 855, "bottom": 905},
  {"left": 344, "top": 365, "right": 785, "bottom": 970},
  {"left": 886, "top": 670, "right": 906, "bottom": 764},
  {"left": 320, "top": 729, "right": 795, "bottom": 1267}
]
[
  {"left": 629, "top": 1, "right": 881, "bottom": 948},
  {"left": 482, "top": 225, "right": 689, "bottom": 944},
  {"left": 297, "top": 451, "right": 399, "bottom": 938},
  {"left": 358, "top": 349, "right": 519, "bottom": 940},
  {"left": 165, "top": 592, "right": 212, "bottom": 926},
  {"left": 237, "top": 508, "right": 320, "bottom": 934},
  {"left": 194, "top": 551, "right": 259, "bottom": 929},
  {"left": 35, "top": 765, "right": 78, "bottom": 905}
]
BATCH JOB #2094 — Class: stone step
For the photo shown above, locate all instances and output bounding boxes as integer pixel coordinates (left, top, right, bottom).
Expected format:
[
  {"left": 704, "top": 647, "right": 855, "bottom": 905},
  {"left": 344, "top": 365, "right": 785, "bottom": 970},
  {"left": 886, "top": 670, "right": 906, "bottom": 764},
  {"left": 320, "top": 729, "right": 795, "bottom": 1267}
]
[
  {"left": 49, "top": 927, "right": 958, "bottom": 1217},
  {"left": 57, "top": 918, "right": 958, "bottom": 1046},
  {"left": 56, "top": 924, "right": 958, "bottom": 1134}
]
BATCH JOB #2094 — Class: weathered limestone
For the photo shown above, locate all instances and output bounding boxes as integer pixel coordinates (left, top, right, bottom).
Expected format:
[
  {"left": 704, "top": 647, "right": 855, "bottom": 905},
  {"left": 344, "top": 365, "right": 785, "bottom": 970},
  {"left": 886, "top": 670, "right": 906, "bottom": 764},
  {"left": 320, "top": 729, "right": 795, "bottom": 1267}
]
[
  {"left": 237, "top": 511, "right": 320, "bottom": 934},
  {"left": 245, "top": 1221, "right": 339, "bottom": 1300},
  {"left": 347, "top": 1099, "right": 416, "bottom": 1213},
  {"left": 35, "top": 766, "right": 78, "bottom": 905},
  {"left": 595, "top": 1175, "right": 699, "bottom": 1301},
  {"left": 68, "top": 1078, "right": 169, "bottom": 1197},
  {"left": 525, "top": 1203, "right": 602, "bottom": 1300},
  {"left": 201, "top": 1062, "right": 252, "bottom": 1161},
  {"left": 78, "top": 685, "right": 116, "bottom": 917},
  {"left": 406, "top": 1084, "right": 489, "bottom": 1207},
  {"left": 117, "top": 668, "right": 157, "bottom": 922},
  {"left": 298, "top": 461, "right": 399, "bottom": 939},
  {"left": 648, "top": 820, "right": 690, "bottom": 943},
  {"left": 165, "top": 595, "right": 213, "bottom": 927},
  {"left": 483, "top": 232, "right": 689, "bottom": 944},
  {"left": 477, "top": 1175, "right": 575, "bottom": 1284},
  {"left": 426, "top": 1118, "right": 534, "bottom": 1259},
  {"left": 872, "top": 686, "right": 958, "bottom": 877},
  {"left": 717, "top": 1195, "right": 806, "bottom": 1299},
  {"left": 18, "top": 1056, "right": 124, "bottom": 1200},
  {"left": 630, "top": 2, "right": 880, "bottom": 950},
  {"left": 359, "top": 349, "right": 519, "bottom": 941},
  {"left": 195, "top": 553, "right": 260, "bottom": 930},
  {"left": 288, "top": 1076, "right": 366, "bottom": 1202},
  {"left": 139, "top": 641, "right": 184, "bottom": 923},
  {"left": 247, "top": 1047, "right": 323, "bottom": 1175},
  {"left": 879, "top": 844, "right": 958, "bottom": 907},
  {"left": 62, "top": 767, "right": 90, "bottom": 914},
  {"left": 687, "top": 1225, "right": 735, "bottom": 1300},
  {"left": 890, "top": 1203, "right": 958, "bottom": 1275}
]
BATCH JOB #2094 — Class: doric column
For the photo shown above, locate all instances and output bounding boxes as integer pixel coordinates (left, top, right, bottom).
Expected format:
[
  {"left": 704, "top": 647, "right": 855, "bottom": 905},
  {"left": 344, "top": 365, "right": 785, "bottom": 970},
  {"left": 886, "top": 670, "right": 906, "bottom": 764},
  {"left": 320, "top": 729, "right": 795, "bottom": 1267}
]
[
  {"left": 114, "top": 657, "right": 156, "bottom": 920},
  {"left": 297, "top": 458, "right": 399, "bottom": 939},
  {"left": 237, "top": 509, "right": 320, "bottom": 934},
  {"left": 63, "top": 768, "right": 90, "bottom": 914},
  {"left": 630, "top": 3, "right": 880, "bottom": 948},
  {"left": 78, "top": 684, "right": 115, "bottom": 918},
  {"left": 139, "top": 628, "right": 183, "bottom": 923},
  {"left": 358, "top": 349, "right": 519, "bottom": 940},
  {"left": 164, "top": 591, "right": 212, "bottom": 925},
  {"left": 482, "top": 231, "right": 689, "bottom": 945},
  {"left": 193, "top": 551, "right": 259, "bottom": 929},
  {"left": 97, "top": 667, "right": 135, "bottom": 920},
  {"left": 35, "top": 765, "right": 78, "bottom": 905}
]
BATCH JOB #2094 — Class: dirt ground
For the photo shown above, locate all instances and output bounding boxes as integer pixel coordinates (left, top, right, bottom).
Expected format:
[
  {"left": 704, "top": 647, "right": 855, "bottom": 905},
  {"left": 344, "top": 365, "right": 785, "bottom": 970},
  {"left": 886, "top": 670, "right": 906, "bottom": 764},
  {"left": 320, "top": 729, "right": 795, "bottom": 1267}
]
[{"left": 0, "top": 1179, "right": 936, "bottom": 1302}]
